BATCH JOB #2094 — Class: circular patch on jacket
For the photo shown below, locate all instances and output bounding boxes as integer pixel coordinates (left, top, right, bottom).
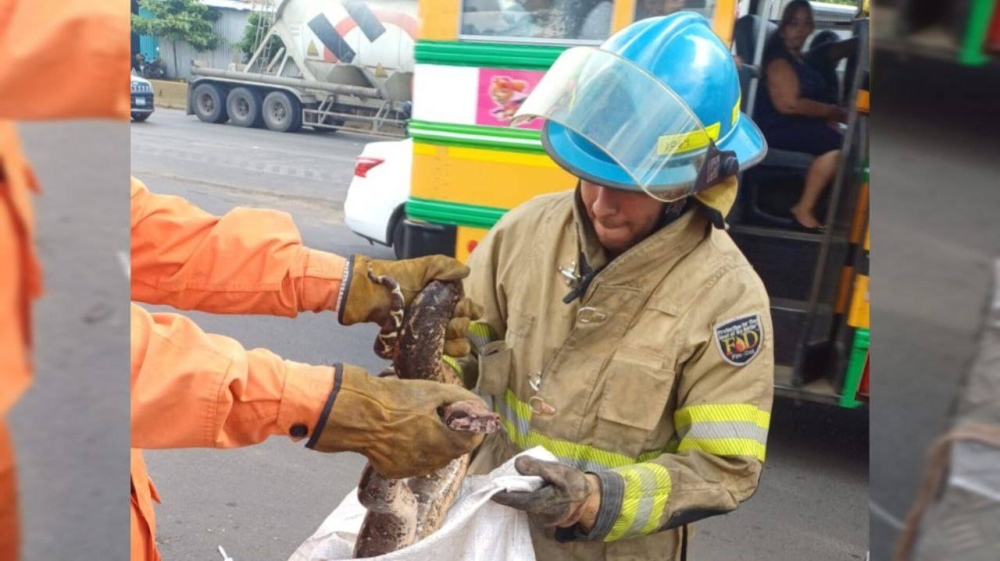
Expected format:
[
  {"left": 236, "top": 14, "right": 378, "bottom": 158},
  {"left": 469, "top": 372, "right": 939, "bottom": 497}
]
[{"left": 713, "top": 313, "right": 764, "bottom": 366}]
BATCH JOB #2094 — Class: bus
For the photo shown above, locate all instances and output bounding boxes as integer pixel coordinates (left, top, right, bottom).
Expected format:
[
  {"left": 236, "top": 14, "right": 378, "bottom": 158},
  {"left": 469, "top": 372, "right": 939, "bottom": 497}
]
[{"left": 397, "top": 0, "right": 871, "bottom": 408}]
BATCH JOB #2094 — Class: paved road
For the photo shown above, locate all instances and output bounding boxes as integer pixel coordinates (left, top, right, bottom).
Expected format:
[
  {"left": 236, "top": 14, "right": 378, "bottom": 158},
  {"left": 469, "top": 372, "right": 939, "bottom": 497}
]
[
  {"left": 131, "top": 109, "right": 869, "bottom": 560},
  {"left": 9, "top": 121, "right": 131, "bottom": 560}
]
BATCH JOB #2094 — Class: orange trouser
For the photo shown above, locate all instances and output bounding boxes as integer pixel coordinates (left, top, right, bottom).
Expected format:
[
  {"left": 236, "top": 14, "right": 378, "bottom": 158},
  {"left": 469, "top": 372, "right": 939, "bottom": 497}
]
[{"left": 0, "top": 418, "right": 19, "bottom": 561}]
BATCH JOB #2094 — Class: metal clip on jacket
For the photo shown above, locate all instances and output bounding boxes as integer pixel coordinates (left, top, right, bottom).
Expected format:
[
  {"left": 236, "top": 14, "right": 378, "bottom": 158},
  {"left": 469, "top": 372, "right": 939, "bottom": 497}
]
[{"left": 558, "top": 261, "right": 580, "bottom": 288}]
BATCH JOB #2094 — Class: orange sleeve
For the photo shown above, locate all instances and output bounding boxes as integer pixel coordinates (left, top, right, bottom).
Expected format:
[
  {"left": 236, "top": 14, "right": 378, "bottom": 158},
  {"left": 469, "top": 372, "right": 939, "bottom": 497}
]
[
  {"left": 0, "top": 0, "right": 130, "bottom": 120},
  {"left": 130, "top": 304, "right": 335, "bottom": 449},
  {"left": 130, "top": 177, "right": 347, "bottom": 317}
]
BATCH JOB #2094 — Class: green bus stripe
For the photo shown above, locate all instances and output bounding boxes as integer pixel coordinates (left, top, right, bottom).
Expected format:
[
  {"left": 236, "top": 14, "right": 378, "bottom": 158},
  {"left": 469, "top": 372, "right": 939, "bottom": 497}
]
[
  {"left": 409, "top": 121, "right": 545, "bottom": 153},
  {"left": 415, "top": 40, "right": 567, "bottom": 70},
  {"left": 959, "top": 0, "right": 994, "bottom": 65},
  {"left": 406, "top": 197, "right": 508, "bottom": 230},
  {"left": 411, "top": 120, "right": 541, "bottom": 141}
]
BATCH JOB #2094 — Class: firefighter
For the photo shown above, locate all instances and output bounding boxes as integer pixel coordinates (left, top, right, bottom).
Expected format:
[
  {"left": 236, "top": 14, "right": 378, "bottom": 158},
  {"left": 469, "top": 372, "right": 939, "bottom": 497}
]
[
  {"left": 0, "top": 1, "right": 130, "bottom": 558},
  {"left": 129, "top": 178, "right": 486, "bottom": 560},
  {"left": 447, "top": 13, "right": 775, "bottom": 559}
]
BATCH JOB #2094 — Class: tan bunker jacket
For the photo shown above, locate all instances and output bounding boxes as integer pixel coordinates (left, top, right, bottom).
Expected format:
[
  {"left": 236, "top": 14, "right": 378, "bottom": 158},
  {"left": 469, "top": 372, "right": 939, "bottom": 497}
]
[{"left": 461, "top": 189, "right": 774, "bottom": 560}]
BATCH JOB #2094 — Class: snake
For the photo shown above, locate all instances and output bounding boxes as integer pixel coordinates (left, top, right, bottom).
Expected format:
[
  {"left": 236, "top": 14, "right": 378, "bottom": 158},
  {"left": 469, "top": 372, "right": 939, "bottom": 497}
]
[{"left": 353, "top": 269, "right": 501, "bottom": 559}]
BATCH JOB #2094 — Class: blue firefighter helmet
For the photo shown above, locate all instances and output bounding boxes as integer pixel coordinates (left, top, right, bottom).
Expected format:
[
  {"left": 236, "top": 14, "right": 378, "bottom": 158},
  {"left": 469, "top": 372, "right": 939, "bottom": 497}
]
[{"left": 512, "top": 12, "right": 767, "bottom": 201}]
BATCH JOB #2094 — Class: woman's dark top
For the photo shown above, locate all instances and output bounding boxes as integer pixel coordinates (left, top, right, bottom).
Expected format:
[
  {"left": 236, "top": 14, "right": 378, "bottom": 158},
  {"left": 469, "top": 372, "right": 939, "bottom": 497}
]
[{"left": 754, "top": 36, "right": 842, "bottom": 156}]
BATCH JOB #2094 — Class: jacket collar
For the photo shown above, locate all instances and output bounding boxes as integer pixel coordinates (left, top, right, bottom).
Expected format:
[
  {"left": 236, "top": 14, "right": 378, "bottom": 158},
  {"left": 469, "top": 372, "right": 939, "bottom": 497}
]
[{"left": 569, "top": 188, "right": 709, "bottom": 298}]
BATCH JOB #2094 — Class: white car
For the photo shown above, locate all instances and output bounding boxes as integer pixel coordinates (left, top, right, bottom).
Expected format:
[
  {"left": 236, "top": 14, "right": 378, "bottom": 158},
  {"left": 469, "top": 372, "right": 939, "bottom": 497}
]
[{"left": 344, "top": 138, "right": 413, "bottom": 258}]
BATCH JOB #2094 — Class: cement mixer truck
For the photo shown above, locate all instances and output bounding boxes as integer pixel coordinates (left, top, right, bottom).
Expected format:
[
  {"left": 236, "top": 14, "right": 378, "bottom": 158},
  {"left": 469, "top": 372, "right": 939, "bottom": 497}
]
[{"left": 186, "top": 0, "right": 416, "bottom": 136}]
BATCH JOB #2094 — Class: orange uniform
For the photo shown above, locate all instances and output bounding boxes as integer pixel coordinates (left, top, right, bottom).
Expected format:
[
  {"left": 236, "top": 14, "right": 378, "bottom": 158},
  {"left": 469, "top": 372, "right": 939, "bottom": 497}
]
[
  {"left": 0, "top": 1, "right": 128, "bottom": 557},
  {"left": 129, "top": 179, "right": 349, "bottom": 560}
]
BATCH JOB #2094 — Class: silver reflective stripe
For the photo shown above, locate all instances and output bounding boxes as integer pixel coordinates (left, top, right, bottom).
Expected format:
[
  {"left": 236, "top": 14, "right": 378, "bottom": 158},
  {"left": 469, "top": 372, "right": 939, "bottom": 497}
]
[
  {"left": 494, "top": 395, "right": 531, "bottom": 438},
  {"left": 626, "top": 465, "right": 660, "bottom": 536},
  {"left": 678, "top": 421, "right": 769, "bottom": 445}
]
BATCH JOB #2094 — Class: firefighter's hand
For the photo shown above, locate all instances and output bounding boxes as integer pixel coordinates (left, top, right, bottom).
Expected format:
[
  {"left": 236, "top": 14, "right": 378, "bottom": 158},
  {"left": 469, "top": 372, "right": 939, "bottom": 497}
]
[
  {"left": 306, "top": 365, "right": 486, "bottom": 479},
  {"left": 444, "top": 298, "right": 484, "bottom": 358},
  {"left": 492, "top": 457, "right": 602, "bottom": 530}
]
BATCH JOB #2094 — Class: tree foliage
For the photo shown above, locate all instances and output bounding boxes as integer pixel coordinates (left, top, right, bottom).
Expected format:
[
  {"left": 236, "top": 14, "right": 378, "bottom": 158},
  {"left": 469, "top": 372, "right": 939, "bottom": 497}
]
[
  {"left": 132, "top": 0, "right": 221, "bottom": 52},
  {"left": 237, "top": 12, "right": 282, "bottom": 64}
]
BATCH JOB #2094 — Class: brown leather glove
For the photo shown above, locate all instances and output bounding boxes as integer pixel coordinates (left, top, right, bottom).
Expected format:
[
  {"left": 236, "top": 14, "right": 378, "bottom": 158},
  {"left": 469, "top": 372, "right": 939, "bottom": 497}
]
[
  {"left": 444, "top": 298, "right": 485, "bottom": 357},
  {"left": 492, "top": 457, "right": 602, "bottom": 530},
  {"left": 338, "top": 254, "right": 468, "bottom": 326},
  {"left": 305, "top": 364, "right": 486, "bottom": 479},
  {"left": 337, "top": 254, "right": 481, "bottom": 357}
]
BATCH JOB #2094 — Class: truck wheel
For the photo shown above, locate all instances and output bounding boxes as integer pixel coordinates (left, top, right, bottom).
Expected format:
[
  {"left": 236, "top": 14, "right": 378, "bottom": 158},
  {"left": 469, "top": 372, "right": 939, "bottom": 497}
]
[
  {"left": 192, "top": 83, "right": 227, "bottom": 123},
  {"left": 262, "top": 91, "right": 302, "bottom": 133},
  {"left": 131, "top": 113, "right": 150, "bottom": 122},
  {"left": 227, "top": 87, "right": 263, "bottom": 128}
]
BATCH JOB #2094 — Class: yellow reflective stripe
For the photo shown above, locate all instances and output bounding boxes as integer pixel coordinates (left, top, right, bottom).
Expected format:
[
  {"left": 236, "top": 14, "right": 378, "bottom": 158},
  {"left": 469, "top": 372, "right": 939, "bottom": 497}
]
[
  {"left": 637, "top": 449, "right": 664, "bottom": 462},
  {"left": 656, "top": 122, "right": 721, "bottom": 156},
  {"left": 606, "top": 463, "right": 672, "bottom": 541},
  {"left": 674, "top": 404, "right": 770, "bottom": 431},
  {"left": 677, "top": 437, "right": 767, "bottom": 461},
  {"left": 499, "top": 389, "right": 636, "bottom": 470},
  {"left": 642, "top": 466, "right": 671, "bottom": 535},
  {"left": 501, "top": 388, "right": 534, "bottom": 426},
  {"left": 608, "top": 469, "right": 641, "bottom": 541},
  {"left": 674, "top": 405, "right": 769, "bottom": 461},
  {"left": 467, "top": 321, "right": 496, "bottom": 355},
  {"left": 440, "top": 354, "right": 460, "bottom": 375},
  {"left": 499, "top": 390, "right": 663, "bottom": 471},
  {"left": 733, "top": 96, "right": 741, "bottom": 126}
]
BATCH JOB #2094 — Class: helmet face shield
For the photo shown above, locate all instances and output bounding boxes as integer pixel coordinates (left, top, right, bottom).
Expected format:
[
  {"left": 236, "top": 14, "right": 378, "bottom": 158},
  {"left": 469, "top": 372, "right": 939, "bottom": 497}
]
[{"left": 511, "top": 47, "right": 735, "bottom": 202}]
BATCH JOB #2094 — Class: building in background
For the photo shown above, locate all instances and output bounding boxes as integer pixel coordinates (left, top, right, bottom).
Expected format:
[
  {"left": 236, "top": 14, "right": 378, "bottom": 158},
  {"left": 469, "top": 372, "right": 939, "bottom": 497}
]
[{"left": 131, "top": 0, "right": 277, "bottom": 81}]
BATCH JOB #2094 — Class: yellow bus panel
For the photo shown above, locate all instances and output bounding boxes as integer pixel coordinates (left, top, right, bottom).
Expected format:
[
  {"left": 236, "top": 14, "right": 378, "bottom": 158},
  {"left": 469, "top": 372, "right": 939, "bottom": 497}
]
[{"left": 411, "top": 143, "right": 575, "bottom": 210}]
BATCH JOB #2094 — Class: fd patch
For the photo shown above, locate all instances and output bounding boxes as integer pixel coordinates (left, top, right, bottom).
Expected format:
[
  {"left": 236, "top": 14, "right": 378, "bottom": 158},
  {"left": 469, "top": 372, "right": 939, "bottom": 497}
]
[{"left": 713, "top": 313, "right": 764, "bottom": 366}]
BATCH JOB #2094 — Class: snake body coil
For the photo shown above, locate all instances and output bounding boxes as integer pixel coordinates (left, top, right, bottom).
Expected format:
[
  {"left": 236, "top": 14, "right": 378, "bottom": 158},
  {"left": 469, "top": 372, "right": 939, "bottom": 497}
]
[{"left": 353, "top": 271, "right": 500, "bottom": 558}]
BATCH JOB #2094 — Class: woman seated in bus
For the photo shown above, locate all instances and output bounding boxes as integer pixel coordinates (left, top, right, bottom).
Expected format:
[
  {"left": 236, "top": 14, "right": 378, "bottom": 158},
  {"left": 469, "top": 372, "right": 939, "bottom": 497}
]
[
  {"left": 755, "top": 0, "right": 846, "bottom": 231},
  {"left": 805, "top": 29, "right": 859, "bottom": 105}
]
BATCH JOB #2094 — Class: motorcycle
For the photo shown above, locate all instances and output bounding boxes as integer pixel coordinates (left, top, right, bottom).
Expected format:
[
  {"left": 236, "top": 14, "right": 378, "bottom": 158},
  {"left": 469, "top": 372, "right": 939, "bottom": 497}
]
[{"left": 135, "top": 48, "right": 167, "bottom": 80}]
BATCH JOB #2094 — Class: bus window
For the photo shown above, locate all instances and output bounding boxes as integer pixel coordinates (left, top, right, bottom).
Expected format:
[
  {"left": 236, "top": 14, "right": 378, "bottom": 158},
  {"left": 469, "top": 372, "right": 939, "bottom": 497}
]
[
  {"left": 635, "top": 0, "right": 714, "bottom": 22},
  {"left": 460, "top": 0, "right": 614, "bottom": 42}
]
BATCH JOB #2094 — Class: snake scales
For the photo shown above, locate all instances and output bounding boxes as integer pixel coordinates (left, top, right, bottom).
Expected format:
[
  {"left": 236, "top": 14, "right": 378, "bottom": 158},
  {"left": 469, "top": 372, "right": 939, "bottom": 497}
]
[{"left": 353, "top": 270, "right": 501, "bottom": 558}]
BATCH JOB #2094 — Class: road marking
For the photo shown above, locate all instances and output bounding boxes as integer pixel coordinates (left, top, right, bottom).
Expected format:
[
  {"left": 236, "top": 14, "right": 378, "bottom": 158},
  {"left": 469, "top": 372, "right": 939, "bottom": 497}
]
[
  {"left": 131, "top": 142, "right": 341, "bottom": 183},
  {"left": 869, "top": 500, "right": 905, "bottom": 531}
]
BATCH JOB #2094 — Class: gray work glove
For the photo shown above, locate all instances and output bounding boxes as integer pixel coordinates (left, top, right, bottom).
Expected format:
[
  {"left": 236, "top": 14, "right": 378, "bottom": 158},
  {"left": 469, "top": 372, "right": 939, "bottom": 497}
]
[{"left": 492, "top": 456, "right": 602, "bottom": 529}]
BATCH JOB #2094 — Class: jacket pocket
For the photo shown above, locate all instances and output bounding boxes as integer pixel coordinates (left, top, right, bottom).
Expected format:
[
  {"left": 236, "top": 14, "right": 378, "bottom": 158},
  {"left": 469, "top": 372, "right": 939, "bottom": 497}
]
[
  {"left": 476, "top": 340, "right": 512, "bottom": 396},
  {"left": 594, "top": 347, "right": 675, "bottom": 457},
  {"left": 504, "top": 313, "right": 534, "bottom": 343}
]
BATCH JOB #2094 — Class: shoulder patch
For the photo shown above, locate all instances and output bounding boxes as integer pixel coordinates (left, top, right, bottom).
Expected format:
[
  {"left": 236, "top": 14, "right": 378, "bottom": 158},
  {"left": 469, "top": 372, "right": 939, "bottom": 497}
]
[{"left": 713, "top": 313, "right": 764, "bottom": 366}]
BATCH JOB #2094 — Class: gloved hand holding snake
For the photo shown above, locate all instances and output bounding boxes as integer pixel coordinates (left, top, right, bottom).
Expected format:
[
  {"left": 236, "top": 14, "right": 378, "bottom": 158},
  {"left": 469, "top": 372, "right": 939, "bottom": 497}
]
[{"left": 337, "top": 255, "right": 484, "bottom": 358}]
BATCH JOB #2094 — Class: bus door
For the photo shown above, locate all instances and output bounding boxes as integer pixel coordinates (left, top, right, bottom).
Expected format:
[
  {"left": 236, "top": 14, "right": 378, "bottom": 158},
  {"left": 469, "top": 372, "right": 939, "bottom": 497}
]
[{"left": 728, "top": 0, "right": 870, "bottom": 404}]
